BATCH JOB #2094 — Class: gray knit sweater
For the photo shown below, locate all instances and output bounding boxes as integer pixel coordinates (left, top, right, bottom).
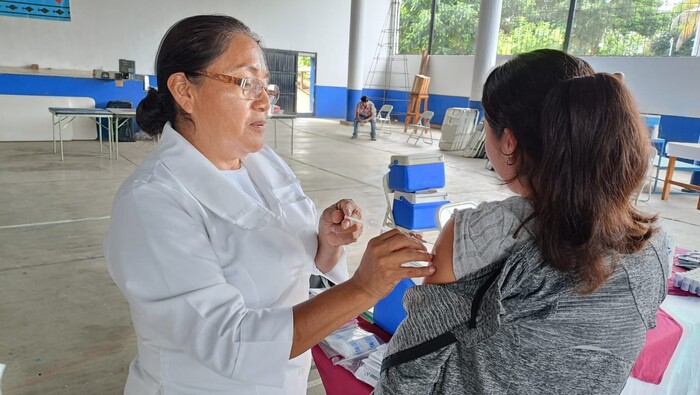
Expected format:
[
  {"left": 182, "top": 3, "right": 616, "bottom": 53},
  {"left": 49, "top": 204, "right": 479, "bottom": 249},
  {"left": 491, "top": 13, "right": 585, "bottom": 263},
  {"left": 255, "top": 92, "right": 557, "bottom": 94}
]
[{"left": 376, "top": 201, "right": 668, "bottom": 395}]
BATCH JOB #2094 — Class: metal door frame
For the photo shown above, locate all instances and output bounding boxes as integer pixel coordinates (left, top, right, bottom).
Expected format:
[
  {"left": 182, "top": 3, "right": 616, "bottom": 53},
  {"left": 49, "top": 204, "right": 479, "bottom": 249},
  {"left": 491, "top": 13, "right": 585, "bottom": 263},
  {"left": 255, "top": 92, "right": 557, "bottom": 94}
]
[{"left": 263, "top": 48, "right": 317, "bottom": 117}]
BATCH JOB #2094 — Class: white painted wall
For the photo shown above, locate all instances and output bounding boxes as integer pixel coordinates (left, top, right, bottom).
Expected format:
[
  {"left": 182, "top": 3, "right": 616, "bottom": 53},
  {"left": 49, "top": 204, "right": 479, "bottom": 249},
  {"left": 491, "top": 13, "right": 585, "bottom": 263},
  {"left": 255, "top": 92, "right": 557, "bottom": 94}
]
[
  {"left": 0, "top": 0, "right": 351, "bottom": 87},
  {"left": 583, "top": 56, "right": 700, "bottom": 118},
  {"left": 0, "top": 95, "right": 96, "bottom": 141},
  {"left": 391, "top": 52, "right": 700, "bottom": 118},
  {"left": 2, "top": 0, "right": 699, "bottom": 118}
]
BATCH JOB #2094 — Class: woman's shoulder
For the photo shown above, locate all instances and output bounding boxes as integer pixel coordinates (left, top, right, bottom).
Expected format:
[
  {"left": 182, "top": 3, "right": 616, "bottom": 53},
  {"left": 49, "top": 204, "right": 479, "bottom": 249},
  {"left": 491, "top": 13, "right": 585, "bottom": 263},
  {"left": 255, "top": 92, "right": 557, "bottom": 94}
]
[
  {"left": 113, "top": 155, "right": 189, "bottom": 211},
  {"left": 451, "top": 196, "right": 534, "bottom": 279},
  {"left": 454, "top": 196, "right": 533, "bottom": 233}
]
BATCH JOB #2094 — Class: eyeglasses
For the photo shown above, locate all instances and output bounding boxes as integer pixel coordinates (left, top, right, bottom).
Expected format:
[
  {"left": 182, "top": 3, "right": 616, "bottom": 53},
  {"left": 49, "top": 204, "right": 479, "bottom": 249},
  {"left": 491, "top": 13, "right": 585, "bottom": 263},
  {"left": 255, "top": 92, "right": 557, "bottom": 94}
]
[{"left": 195, "top": 71, "right": 280, "bottom": 105}]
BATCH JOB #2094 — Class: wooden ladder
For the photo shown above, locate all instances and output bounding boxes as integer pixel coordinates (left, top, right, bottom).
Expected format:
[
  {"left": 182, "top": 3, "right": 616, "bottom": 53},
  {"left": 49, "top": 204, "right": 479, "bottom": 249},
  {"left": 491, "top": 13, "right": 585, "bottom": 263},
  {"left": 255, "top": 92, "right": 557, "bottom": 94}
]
[{"left": 403, "top": 93, "right": 429, "bottom": 132}]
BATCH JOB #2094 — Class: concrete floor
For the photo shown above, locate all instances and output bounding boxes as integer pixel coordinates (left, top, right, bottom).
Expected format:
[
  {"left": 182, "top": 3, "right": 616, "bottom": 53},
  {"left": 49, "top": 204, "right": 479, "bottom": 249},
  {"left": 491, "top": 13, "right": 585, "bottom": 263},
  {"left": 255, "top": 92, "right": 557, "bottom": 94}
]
[{"left": 1, "top": 118, "right": 698, "bottom": 394}]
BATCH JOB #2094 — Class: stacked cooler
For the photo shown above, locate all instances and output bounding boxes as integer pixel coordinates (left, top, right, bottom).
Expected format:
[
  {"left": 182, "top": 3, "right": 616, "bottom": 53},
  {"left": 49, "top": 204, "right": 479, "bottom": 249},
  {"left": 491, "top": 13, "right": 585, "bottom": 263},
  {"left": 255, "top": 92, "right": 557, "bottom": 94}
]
[
  {"left": 387, "top": 153, "right": 450, "bottom": 231},
  {"left": 375, "top": 153, "right": 449, "bottom": 334}
]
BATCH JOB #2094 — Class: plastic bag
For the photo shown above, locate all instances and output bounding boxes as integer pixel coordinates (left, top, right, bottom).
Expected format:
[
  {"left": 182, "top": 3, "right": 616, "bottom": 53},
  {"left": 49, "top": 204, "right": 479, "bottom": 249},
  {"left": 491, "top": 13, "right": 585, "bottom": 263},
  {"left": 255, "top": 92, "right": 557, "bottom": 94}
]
[
  {"left": 322, "top": 323, "right": 383, "bottom": 360},
  {"left": 319, "top": 321, "right": 387, "bottom": 387}
]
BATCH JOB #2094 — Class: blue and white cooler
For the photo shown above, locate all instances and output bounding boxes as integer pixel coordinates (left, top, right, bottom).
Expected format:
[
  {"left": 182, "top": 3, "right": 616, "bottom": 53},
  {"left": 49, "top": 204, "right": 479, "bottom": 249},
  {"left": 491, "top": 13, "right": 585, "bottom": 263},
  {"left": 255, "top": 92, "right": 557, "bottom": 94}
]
[
  {"left": 392, "top": 189, "right": 449, "bottom": 231},
  {"left": 388, "top": 153, "right": 445, "bottom": 193}
]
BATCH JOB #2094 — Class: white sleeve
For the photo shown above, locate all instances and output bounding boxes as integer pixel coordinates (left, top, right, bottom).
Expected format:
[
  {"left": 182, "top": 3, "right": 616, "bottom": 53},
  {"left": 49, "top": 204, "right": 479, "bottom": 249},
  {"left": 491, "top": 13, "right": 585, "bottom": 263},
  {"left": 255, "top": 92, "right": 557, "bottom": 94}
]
[
  {"left": 312, "top": 248, "right": 350, "bottom": 284},
  {"left": 105, "top": 183, "right": 292, "bottom": 388}
]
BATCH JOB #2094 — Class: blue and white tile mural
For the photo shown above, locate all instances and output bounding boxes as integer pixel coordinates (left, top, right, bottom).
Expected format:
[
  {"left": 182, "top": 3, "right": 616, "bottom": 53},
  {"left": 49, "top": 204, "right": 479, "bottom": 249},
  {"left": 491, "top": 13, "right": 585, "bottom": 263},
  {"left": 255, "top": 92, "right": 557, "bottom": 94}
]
[{"left": 0, "top": 0, "right": 71, "bottom": 22}]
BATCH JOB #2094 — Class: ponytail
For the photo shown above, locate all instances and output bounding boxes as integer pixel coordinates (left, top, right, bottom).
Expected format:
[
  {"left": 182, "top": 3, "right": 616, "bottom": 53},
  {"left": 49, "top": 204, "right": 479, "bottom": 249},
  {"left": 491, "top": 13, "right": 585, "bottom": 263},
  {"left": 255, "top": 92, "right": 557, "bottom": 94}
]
[{"left": 532, "top": 73, "right": 656, "bottom": 293}]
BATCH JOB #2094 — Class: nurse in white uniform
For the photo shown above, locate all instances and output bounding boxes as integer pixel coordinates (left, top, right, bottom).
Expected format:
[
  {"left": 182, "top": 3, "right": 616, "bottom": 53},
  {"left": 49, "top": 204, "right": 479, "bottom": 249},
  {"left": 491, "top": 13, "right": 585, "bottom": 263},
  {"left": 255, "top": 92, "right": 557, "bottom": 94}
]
[{"left": 105, "top": 15, "right": 434, "bottom": 394}]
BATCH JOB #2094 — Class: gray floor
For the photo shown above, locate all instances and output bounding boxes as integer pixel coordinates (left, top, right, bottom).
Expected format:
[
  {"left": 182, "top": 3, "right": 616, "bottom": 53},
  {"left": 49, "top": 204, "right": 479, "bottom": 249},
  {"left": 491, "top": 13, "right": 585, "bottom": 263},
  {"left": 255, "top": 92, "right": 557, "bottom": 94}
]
[{"left": 1, "top": 118, "right": 698, "bottom": 394}]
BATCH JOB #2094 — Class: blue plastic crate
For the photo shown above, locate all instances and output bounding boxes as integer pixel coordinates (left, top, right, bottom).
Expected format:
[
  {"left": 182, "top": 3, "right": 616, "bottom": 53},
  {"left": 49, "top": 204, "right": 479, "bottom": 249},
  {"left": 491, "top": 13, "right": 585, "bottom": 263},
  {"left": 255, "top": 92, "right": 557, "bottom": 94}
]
[
  {"left": 388, "top": 154, "right": 445, "bottom": 192},
  {"left": 374, "top": 278, "right": 416, "bottom": 335}
]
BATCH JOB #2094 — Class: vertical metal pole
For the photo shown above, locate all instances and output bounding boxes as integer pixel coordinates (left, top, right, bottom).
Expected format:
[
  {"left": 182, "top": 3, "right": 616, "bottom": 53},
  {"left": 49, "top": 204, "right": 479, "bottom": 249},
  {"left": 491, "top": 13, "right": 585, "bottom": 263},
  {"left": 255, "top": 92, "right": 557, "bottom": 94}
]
[
  {"left": 427, "top": 0, "right": 437, "bottom": 54},
  {"left": 562, "top": 0, "right": 577, "bottom": 52},
  {"left": 113, "top": 116, "right": 118, "bottom": 159},
  {"left": 52, "top": 113, "right": 56, "bottom": 153},
  {"left": 59, "top": 117, "right": 64, "bottom": 161}
]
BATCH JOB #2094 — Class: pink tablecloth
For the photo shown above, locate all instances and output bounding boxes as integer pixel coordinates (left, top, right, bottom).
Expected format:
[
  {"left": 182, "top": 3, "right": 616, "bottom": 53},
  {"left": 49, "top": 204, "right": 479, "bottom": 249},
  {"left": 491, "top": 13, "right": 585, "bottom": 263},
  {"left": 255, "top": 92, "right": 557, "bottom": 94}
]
[{"left": 629, "top": 309, "right": 683, "bottom": 384}]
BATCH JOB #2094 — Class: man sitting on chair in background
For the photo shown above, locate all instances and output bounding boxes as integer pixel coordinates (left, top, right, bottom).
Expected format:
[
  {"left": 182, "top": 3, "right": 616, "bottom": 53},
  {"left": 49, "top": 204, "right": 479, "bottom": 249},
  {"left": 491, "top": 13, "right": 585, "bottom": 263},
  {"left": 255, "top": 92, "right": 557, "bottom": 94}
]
[{"left": 352, "top": 95, "right": 377, "bottom": 141}]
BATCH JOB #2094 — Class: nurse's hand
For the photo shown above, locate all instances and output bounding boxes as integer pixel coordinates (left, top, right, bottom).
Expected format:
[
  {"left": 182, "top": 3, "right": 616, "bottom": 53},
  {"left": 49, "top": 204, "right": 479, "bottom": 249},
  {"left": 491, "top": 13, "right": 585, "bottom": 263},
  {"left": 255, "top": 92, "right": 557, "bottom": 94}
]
[
  {"left": 350, "top": 229, "right": 434, "bottom": 299},
  {"left": 318, "top": 199, "right": 363, "bottom": 247}
]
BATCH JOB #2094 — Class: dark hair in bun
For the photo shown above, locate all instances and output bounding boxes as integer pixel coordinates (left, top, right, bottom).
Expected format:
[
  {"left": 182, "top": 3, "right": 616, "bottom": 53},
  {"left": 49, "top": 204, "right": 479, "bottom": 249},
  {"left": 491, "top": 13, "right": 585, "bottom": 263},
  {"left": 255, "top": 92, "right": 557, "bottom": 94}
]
[
  {"left": 136, "top": 14, "right": 260, "bottom": 135},
  {"left": 136, "top": 88, "right": 173, "bottom": 136}
]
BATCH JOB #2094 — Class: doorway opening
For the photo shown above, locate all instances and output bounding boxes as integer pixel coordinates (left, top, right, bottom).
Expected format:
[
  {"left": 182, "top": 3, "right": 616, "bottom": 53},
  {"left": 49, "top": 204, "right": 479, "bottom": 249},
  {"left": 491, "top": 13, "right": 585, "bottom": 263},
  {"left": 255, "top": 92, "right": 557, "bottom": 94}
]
[{"left": 263, "top": 49, "right": 316, "bottom": 116}]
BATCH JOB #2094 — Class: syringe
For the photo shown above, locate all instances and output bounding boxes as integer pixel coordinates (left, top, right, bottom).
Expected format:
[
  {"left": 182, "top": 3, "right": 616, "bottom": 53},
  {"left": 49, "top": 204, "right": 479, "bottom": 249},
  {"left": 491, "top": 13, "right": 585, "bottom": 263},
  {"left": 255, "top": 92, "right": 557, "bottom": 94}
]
[{"left": 344, "top": 215, "right": 434, "bottom": 246}]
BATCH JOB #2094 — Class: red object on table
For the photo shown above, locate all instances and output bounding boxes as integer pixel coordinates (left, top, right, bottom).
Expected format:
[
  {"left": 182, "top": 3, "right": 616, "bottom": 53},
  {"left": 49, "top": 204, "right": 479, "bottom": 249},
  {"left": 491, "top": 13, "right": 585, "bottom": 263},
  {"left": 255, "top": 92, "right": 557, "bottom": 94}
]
[
  {"left": 629, "top": 309, "right": 683, "bottom": 384},
  {"left": 311, "top": 319, "right": 390, "bottom": 395}
]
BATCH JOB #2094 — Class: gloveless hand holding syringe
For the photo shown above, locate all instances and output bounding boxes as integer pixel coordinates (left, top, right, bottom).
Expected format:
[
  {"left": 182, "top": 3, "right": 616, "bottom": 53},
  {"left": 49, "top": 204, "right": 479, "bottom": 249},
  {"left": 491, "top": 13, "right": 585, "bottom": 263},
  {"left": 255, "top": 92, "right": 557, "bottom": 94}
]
[{"left": 344, "top": 215, "right": 434, "bottom": 271}]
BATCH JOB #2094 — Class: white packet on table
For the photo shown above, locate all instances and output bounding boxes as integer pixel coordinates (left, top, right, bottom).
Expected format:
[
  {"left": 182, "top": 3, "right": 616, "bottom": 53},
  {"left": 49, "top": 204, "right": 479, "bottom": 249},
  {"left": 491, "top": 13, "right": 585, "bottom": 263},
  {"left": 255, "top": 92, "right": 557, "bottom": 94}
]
[{"left": 324, "top": 325, "right": 383, "bottom": 360}]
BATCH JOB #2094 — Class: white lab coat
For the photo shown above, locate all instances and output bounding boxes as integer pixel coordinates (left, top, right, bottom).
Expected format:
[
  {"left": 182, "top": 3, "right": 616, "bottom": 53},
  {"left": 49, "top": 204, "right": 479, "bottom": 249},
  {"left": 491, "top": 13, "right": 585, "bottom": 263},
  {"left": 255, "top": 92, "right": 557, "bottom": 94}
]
[{"left": 105, "top": 123, "right": 348, "bottom": 394}]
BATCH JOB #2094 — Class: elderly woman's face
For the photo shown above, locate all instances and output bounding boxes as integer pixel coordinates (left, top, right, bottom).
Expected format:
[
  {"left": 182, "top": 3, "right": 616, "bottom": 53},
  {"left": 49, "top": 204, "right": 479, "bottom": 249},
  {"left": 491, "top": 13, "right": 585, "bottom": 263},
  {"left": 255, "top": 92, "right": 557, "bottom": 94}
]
[{"left": 188, "top": 34, "right": 271, "bottom": 167}]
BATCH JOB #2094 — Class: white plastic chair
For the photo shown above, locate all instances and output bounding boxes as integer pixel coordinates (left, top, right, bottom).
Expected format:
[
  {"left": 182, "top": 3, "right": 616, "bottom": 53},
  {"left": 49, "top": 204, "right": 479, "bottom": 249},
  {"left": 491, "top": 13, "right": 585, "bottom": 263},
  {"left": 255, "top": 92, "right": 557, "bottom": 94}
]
[
  {"left": 436, "top": 201, "right": 478, "bottom": 230},
  {"left": 406, "top": 111, "right": 435, "bottom": 145},
  {"left": 377, "top": 104, "right": 394, "bottom": 134},
  {"left": 635, "top": 147, "right": 658, "bottom": 204}
]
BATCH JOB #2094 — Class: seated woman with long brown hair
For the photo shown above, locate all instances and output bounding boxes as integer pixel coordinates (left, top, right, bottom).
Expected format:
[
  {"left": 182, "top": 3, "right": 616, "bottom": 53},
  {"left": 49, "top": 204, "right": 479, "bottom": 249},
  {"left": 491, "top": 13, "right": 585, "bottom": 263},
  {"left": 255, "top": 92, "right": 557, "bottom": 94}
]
[{"left": 376, "top": 49, "right": 668, "bottom": 394}]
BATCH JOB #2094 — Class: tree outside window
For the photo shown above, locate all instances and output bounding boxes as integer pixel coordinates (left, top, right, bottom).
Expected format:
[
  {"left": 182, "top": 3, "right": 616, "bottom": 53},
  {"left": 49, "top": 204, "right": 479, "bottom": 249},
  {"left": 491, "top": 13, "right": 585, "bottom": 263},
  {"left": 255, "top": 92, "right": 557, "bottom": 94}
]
[{"left": 397, "top": 0, "right": 700, "bottom": 57}]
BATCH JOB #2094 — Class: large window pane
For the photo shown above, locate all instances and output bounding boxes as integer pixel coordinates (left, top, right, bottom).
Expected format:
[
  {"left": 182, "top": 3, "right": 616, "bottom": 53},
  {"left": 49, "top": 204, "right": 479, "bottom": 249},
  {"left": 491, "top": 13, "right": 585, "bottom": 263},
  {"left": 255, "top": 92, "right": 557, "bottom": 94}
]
[
  {"left": 399, "top": 0, "right": 480, "bottom": 55},
  {"left": 399, "top": 0, "right": 433, "bottom": 54},
  {"left": 569, "top": 0, "right": 699, "bottom": 56},
  {"left": 498, "top": 0, "right": 569, "bottom": 55},
  {"left": 399, "top": 0, "right": 700, "bottom": 57},
  {"left": 432, "top": 0, "right": 481, "bottom": 55}
]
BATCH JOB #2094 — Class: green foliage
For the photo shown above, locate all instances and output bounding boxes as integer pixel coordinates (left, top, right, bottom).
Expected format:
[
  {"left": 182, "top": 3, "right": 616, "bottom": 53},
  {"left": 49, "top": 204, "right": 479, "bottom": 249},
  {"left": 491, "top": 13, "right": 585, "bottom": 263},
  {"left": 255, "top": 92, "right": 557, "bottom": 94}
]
[
  {"left": 398, "top": 0, "right": 433, "bottom": 54},
  {"left": 431, "top": 0, "right": 480, "bottom": 55},
  {"left": 398, "top": 0, "right": 698, "bottom": 57},
  {"left": 498, "top": 19, "right": 565, "bottom": 54},
  {"left": 298, "top": 56, "right": 311, "bottom": 69}
]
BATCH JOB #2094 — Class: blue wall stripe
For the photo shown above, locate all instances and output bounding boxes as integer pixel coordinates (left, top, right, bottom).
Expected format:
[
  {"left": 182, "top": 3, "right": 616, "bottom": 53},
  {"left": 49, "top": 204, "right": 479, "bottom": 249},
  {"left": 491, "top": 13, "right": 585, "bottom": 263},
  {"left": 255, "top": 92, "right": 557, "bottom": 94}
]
[
  {"left": 0, "top": 73, "right": 150, "bottom": 109},
  {"left": 315, "top": 85, "right": 346, "bottom": 119},
  {"left": 2, "top": 72, "right": 698, "bottom": 182},
  {"left": 0, "top": 73, "right": 152, "bottom": 138}
]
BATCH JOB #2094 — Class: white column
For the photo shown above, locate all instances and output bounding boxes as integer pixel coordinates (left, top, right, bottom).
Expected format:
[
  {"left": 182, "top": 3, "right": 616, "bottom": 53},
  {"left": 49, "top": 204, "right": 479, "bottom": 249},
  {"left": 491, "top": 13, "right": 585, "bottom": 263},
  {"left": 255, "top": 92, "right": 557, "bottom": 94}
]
[
  {"left": 469, "top": 0, "right": 503, "bottom": 105},
  {"left": 346, "top": 0, "right": 366, "bottom": 121}
]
